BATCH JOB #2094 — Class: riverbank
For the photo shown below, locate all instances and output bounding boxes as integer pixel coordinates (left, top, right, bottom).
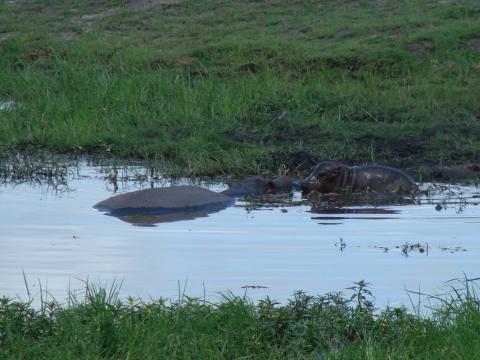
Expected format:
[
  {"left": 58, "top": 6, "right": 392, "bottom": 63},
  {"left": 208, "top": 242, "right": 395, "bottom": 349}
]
[
  {"left": 1, "top": 279, "right": 479, "bottom": 359},
  {"left": 1, "top": 0, "right": 479, "bottom": 175}
]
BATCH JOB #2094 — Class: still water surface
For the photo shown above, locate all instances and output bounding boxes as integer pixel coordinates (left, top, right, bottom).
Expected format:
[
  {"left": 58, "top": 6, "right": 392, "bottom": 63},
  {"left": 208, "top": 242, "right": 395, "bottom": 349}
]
[{"left": 1, "top": 162, "right": 479, "bottom": 308}]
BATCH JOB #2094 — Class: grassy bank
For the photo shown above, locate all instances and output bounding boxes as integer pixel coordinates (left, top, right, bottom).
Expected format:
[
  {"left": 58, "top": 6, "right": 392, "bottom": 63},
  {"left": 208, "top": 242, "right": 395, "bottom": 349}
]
[
  {"left": 1, "top": 279, "right": 480, "bottom": 359},
  {"left": 0, "top": 0, "right": 479, "bottom": 175}
]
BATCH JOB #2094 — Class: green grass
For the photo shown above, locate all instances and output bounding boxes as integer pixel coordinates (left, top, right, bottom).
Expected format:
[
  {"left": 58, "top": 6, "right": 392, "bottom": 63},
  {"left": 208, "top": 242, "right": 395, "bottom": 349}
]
[
  {"left": 1, "top": 279, "right": 480, "bottom": 359},
  {"left": 0, "top": 0, "right": 479, "bottom": 175}
]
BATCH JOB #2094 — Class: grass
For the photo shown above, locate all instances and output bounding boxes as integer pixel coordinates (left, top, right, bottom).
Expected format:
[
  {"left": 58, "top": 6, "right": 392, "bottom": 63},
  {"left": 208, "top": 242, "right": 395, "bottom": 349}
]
[
  {"left": 0, "top": 0, "right": 479, "bottom": 175},
  {"left": 1, "top": 278, "right": 480, "bottom": 359}
]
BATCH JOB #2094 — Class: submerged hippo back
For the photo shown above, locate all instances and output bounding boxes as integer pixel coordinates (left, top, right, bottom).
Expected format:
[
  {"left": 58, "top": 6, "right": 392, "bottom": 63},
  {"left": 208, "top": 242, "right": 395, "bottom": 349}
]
[
  {"left": 94, "top": 186, "right": 233, "bottom": 216},
  {"left": 222, "top": 176, "right": 270, "bottom": 197}
]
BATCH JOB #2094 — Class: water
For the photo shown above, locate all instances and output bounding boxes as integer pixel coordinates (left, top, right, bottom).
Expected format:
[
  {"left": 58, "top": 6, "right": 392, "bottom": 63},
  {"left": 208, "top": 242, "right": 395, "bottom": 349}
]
[
  {"left": 1, "top": 161, "right": 479, "bottom": 308},
  {"left": 0, "top": 99, "right": 15, "bottom": 111}
]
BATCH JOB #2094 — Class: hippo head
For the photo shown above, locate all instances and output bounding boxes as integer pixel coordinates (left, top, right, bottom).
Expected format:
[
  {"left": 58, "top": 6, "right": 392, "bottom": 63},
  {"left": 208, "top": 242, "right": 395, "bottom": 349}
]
[
  {"left": 300, "top": 161, "right": 346, "bottom": 193},
  {"left": 265, "top": 175, "right": 293, "bottom": 194},
  {"left": 225, "top": 175, "right": 294, "bottom": 197}
]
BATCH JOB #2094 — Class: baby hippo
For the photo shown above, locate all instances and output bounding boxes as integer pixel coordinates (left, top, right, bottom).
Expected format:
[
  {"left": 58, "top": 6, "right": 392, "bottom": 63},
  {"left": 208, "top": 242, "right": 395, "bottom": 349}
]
[{"left": 301, "top": 161, "right": 418, "bottom": 194}]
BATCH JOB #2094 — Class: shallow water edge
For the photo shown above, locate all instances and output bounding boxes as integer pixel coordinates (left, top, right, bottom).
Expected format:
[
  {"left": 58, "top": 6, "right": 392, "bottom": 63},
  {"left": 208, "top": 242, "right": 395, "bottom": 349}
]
[{"left": 1, "top": 157, "right": 479, "bottom": 308}]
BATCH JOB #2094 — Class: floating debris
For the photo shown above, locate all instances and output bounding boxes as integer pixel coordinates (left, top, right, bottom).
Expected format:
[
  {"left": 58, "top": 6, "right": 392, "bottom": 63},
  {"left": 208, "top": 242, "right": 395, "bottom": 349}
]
[
  {"left": 440, "top": 246, "right": 467, "bottom": 253},
  {"left": 241, "top": 285, "right": 269, "bottom": 289},
  {"left": 335, "top": 237, "right": 347, "bottom": 251},
  {"left": 398, "top": 242, "right": 429, "bottom": 257},
  {"left": 374, "top": 246, "right": 389, "bottom": 253}
]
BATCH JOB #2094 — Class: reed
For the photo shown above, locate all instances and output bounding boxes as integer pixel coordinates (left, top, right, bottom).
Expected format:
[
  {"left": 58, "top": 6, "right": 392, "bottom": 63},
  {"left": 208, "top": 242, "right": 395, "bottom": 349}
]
[{"left": 1, "top": 277, "right": 480, "bottom": 359}]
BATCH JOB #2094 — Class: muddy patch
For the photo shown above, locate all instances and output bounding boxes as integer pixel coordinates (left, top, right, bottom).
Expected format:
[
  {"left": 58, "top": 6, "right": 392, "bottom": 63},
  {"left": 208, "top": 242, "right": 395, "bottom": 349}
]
[
  {"left": 239, "top": 63, "right": 260, "bottom": 73},
  {"left": 329, "top": 29, "right": 353, "bottom": 41},
  {"left": 281, "top": 27, "right": 309, "bottom": 38},
  {"left": 354, "top": 135, "right": 428, "bottom": 162},
  {"left": 81, "top": 8, "right": 118, "bottom": 22},
  {"left": 150, "top": 56, "right": 197, "bottom": 68},
  {"left": 80, "top": 0, "right": 182, "bottom": 21},
  {"left": 309, "top": 56, "right": 364, "bottom": 71},
  {"left": 0, "top": 32, "right": 16, "bottom": 44},
  {"left": 467, "top": 38, "right": 480, "bottom": 52},
  {"left": 4, "top": 0, "right": 34, "bottom": 4},
  {"left": 23, "top": 48, "right": 67, "bottom": 61},
  {"left": 417, "top": 164, "right": 480, "bottom": 182},
  {"left": 59, "top": 31, "right": 78, "bottom": 41},
  {"left": 406, "top": 41, "right": 435, "bottom": 59},
  {"left": 271, "top": 150, "right": 318, "bottom": 173},
  {"left": 75, "top": 1, "right": 182, "bottom": 33},
  {"left": 268, "top": 124, "right": 328, "bottom": 143},
  {"left": 381, "top": 137, "right": 429, "bottom": 158},
  {"left": 236, "top": 0, "right": 283, "bottom": 4},
  {"left": 129, "top": 0, "right": 182, "bottom": 9},
  {"left": 284, "top": 54, "right": 387, "bottom": 73}
]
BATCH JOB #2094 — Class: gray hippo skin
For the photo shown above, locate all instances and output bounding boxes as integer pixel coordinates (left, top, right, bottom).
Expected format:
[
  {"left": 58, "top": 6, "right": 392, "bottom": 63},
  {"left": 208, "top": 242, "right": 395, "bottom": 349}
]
[
  {"left": 94, "top": 175, "right": 293, "bottom": 225},
  {"left": 223, "top": 175, "right": 293, "bottom": 197},
  {"left": 301, "top": 161, "right": 418, "bottom": 194}
]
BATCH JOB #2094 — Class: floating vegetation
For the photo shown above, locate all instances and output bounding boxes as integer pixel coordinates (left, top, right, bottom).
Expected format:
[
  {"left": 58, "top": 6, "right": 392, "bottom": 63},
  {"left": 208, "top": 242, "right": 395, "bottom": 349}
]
[
  {"left": 422, "top": 183, "right": 479, "bottom": 213},
  {"left": 440, "top": 246, "right": 468, "bottom": 253},
  {"left": 370, "top": 242, "right": 467, "bottom": 256},
  {"left": 335, "top": 237, "right": 347, "bottom": 251},
  {"left": 399, "top": 242, "right": 428, "bottom": 257}
]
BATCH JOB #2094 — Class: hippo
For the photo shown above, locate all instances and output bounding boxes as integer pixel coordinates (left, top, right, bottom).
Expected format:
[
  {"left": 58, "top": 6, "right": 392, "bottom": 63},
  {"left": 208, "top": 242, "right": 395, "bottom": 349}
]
[
  {"left": 94, "top": 175, "right": 293, "bottom": 225},
  {"left": 223, "top": 175, "right": 292, "bottom": 197},
  {"left": 300, "top": 161, "right": 418, "bottom": 194}
]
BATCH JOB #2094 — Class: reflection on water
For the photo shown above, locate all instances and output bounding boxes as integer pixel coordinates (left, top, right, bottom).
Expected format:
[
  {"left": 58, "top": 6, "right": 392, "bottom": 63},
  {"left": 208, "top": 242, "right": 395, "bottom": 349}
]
[
  {"left": 0, "top": 160, "right": 479, "bottom": 308},
  {"left": 312, "top": 216, "right": 396, "bottom": 221},
  {"left": 310, "top": 202, "right": 403, "bottom": 224},
  {"left": 311, "top": 208, "right": 401, "bottom": 215},
  {"left": 116, "top": 209, "right": 225, "bottom": 227}
]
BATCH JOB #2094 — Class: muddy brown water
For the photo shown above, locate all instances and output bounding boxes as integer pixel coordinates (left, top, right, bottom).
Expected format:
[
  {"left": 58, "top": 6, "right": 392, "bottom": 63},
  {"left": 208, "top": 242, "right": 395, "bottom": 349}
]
[{"left": 1, "top": 161, "right": 479, "bottom": 308}]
